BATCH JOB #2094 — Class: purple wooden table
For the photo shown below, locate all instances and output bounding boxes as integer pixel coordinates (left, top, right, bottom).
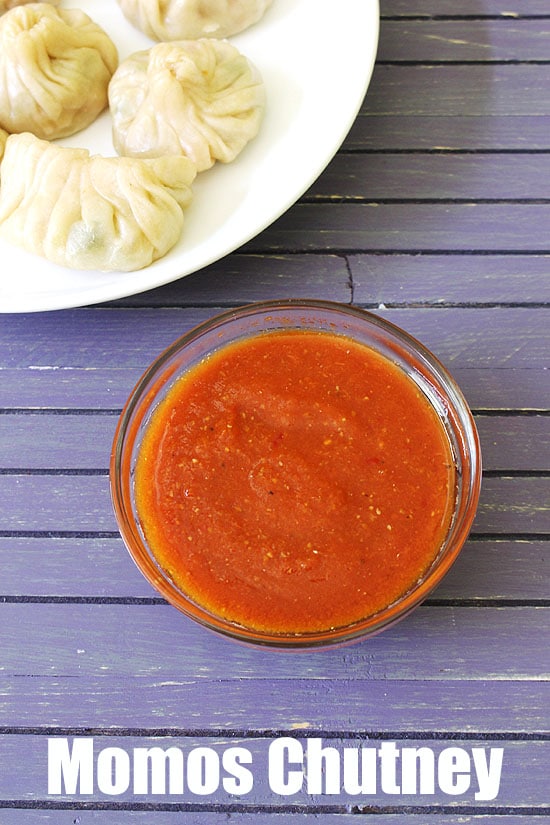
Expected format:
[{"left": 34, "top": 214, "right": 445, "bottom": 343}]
[{"left": 1, "top": 1, "right": 549, "bottom": 821}]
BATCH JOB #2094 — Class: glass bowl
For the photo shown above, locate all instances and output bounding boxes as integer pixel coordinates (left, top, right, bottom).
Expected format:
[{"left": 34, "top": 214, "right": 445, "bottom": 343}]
[{"left": 110, "top": 299, "right": 481, "bottom": 649}]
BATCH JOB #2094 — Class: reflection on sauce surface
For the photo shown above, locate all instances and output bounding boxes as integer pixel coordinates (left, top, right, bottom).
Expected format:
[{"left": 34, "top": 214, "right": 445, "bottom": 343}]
[{"left": 135, "top": 330, "right": 456, "bottom": 634}]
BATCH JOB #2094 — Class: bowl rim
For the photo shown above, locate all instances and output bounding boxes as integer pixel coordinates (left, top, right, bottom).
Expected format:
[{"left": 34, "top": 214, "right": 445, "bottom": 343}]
[{"left": 110, "top": 299, "right": 482, "bottom": 649}]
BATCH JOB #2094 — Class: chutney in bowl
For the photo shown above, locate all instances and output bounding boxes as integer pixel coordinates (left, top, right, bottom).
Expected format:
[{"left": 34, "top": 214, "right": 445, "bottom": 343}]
[{"left": 110, "top": 300, "right": 481, "bottom": 648}]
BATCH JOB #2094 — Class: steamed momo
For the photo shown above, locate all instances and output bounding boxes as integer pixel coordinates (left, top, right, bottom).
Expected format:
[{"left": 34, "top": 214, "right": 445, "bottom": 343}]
[
  {"left": 109, "top": 39, "right": 265, "bottom": 172},
  {"left": 0, "top": 133, "right": 197, "bottom": 272},
  {"left": 0, "top": 128, "right": 7, "bottom": 161},
  {"left": 0, "top": 3, "right": 118, "bottom": 140},
  {"left": 1, "top": 0, "right": 59, "bottom": 11},
  {"left": 116, "top": 0, "right": 273, "bottom": 41}
]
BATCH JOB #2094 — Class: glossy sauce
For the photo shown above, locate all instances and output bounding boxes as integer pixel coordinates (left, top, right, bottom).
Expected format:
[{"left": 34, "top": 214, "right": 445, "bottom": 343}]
[{"left": 135, "top": 330, "right": 456, "bottom": 634}]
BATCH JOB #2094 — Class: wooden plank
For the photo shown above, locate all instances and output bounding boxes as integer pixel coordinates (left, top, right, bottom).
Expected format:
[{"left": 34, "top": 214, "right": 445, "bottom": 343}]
[
  {"left": 0, "top": 415, "right": 118, "bottom": 470},
  {"left": 104, "top": 254, "right": 351, "bottom": 307},
  {"left": 1, "top": 309, "right": 548, "bottom": 370},
  {"left": 0, "top": 815, "right": 543, "bottom": 825},
  {"left": 344, "top": 114, "right": 550, "bottom": 151},
  {"left": 433, "top": 539, "right": 550, "bottom": 602},
  {"left": 381, "top": 1, "right": 550, "bottom": 18},
  {"left": 474, "top": 476, "right": 550, "bottom": 535},
  {"left": 363, "top": 65, "right": 550, "bottom": 116},
  {"left": 0, "top": 309, "right": 215, "bottom": 370},
  {"left": 474, "top": 416, "right": 550, "bottom": 472},
  {"left": 372, "top": 309, "right": 550, "bottom": 369},
  {"left": 378, "top": 19, "right": 550, "bottom": 62},
  {"left": 0, "top": 414, "right": 548, "bottom": 472},
  {"left": 349, "top": 254, "right": 550, "bottom": 304},
  {"left": 0, "top": 676, "right": 550, "bottom": 738},
  {"left": 0, "top": 472, "right": 548, "bottom": 535},
  {"left": 0, "top": 537, "right": 153, "bottom": 599},
  {"left": 0, "top": 474, "right": 114, "bottom": 533},
  {"left": 1, "top": 367, "right": 548, "bottom": 413},
  {"left": 449, "top": 369, "right": 550, "bottom": 412},
  {"left": 247, "top": 202, "right": 550, "bottom": 253},
  {"left": 0, "top": 734, "right": 546, "bottom": 808},
  {"left": 0, "top": 676, "right": 547, "bottom": 733},
  {"left": 2, "top": 536, "right": 548, "bottom": 602},
  {"left": 0, "top": 368, "right": 139, "bottom": 410},
  {"left": 0, "top": 603, "right": 547, "bottom": 681},
  {"left": 307, "top": 153, "right": 550, "bottom": 201}
]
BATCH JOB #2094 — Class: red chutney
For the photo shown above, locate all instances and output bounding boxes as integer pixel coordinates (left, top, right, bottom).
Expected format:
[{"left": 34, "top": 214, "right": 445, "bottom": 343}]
[{"left": 134, "top": 330, "right": 456, "bottom": 635}]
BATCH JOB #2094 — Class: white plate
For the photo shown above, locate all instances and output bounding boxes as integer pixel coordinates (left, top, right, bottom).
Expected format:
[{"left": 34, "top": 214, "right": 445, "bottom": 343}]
[{"left": 0, "top": 0, "right": 379, "bottom": 313}]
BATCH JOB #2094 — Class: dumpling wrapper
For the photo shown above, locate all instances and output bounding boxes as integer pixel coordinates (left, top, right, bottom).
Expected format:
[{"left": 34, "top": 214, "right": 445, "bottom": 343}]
[
  {"left": 0, "top": 3, "right": 118, "bottom": 140},
  {"left": 109, "top": 39, "right": 265, "bottom": 172},
  {"left": 1, "top": 0, "right": 59, "bottom": 11},
  {"left": 116, "top": 0, "right": 273, "bottom": 41},
  {"left": 0, "top": 133, "right": 197, "bottom": 272},
  {"left": 0, "top": 128, "right": 8, "bottom": 161}
]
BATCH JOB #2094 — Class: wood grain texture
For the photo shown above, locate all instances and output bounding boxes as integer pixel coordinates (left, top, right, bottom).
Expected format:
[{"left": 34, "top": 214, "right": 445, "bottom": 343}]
[
  {"left": 246, "top": 203, "right": 550, "bottom": 253},
  {"left": 345, "top": 114, "right": 550, "bottom": 151},
  {"left": 0, "top": 817, "right": 544, "bottom": 825},
  {"left": 349, "top": 254, "right": 550, "bottom": 304},
  {"left": 1, "top": 366, "right": 549, "bottom": 412},
  {"left": 1, "top": 536, "right": 548, "bottom": 602},
  {"left": 0, "top": 473, "right": 546, "bottom": 535},
  {"left": 0, "top": 413, "right": 547, "bottom": 471},
  {"left": 307, "top": 153, "right": 550, "bottom": 201},
  {"left": 107, "top": 254, "right": 352, "bottom": 307},
  {"left": 0, "top": 817, "right": 543, "bottom": 825},
  {"left": 0, "top": 678, "right": 548, "bottom": 735},
  {"left": 1, "top": 677, "right": 548, "bottom": 733},
  {"left": 363, "top": 65, "right": 550, "bottom": 116},
  {"left": 382, "top": 1, "right": 550, "bottom": 15},
  {"left": 378, "top": 19, "right": 550, "bottom": 62},
  {"left": 1, "top": 308, "right": 547, "bottom": 367},
  {"left": 0, "top": 604, "right": 547, "bottom": 681}
]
